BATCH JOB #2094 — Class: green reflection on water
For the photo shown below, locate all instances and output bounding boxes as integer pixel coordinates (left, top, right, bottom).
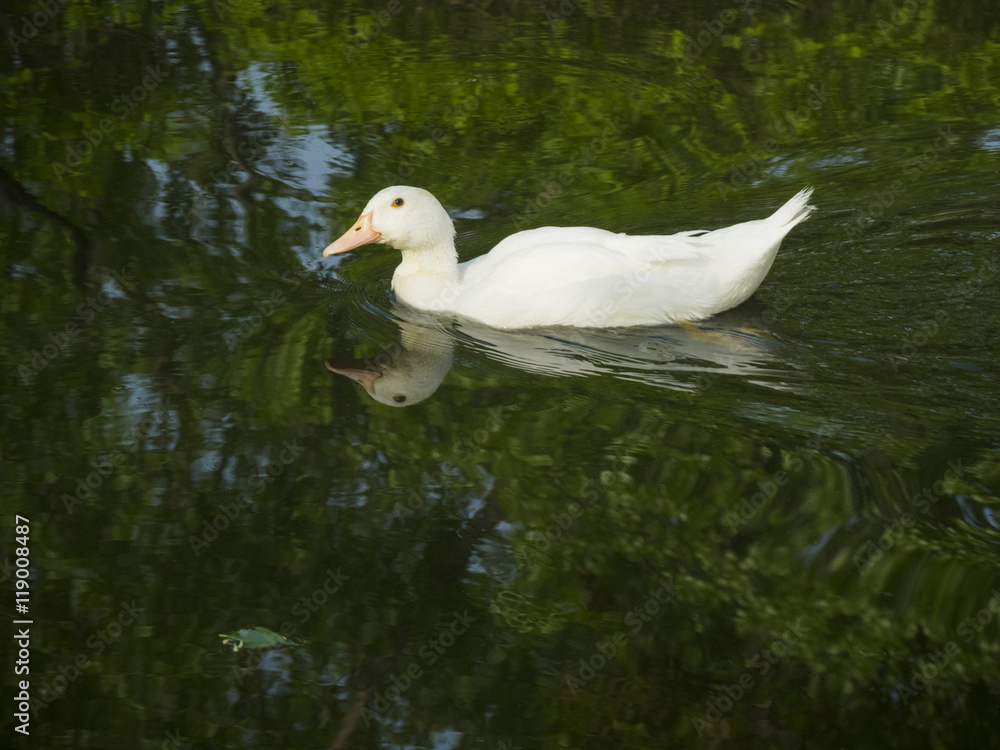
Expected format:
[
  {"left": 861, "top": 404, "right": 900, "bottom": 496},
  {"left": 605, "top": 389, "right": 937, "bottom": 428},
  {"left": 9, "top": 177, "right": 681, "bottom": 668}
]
[{"left": 2, "top": 0, "right": 999, "bottom": 747}]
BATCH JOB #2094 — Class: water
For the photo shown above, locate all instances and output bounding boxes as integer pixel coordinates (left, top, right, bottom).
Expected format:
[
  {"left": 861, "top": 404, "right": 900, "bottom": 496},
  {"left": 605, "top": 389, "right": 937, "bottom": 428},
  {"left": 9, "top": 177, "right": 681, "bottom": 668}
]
[{"left": 2, "top": 1, "right": 999, "bottom": 747}]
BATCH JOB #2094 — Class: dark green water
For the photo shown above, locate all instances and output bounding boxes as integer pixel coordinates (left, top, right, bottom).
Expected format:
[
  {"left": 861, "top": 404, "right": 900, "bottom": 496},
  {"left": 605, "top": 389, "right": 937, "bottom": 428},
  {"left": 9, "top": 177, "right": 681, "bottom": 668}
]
[{"left": 2, "top": 0, "right": 1000, "bottom": 747}]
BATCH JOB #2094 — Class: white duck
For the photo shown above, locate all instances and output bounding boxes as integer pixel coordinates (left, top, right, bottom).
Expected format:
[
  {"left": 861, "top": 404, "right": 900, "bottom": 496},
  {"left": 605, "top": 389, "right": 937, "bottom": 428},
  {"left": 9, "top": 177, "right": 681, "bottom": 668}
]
[{"left": 323, "top": 186, "right": 814, "bottom": 329}]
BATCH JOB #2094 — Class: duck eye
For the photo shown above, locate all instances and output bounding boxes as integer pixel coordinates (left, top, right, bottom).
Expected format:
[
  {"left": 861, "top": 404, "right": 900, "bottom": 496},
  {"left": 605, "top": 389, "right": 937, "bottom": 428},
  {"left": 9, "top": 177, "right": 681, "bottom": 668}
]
[
  {"left": 392, "top": 198, "right": 404, "bottom": 207},
  {"left": 393, "top": 394, "right": 407, "bottom": 403}
]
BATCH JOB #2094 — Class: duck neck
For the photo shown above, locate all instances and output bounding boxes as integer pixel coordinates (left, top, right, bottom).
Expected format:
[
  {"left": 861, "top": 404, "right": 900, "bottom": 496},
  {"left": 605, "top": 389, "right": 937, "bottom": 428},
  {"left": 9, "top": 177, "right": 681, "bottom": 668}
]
[{"left": 391, "top": 240, "right": 460, "bottom": 311}]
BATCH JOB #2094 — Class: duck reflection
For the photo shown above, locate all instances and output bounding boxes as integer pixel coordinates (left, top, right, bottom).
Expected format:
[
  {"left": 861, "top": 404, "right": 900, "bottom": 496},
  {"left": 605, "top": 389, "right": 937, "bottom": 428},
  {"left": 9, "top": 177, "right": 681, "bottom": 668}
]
[
  {"left": 327, "top": 319, "right": 454, "bottom": 407},
  {"left": 327, "top": 304, "right": 796, "bottom": 406}
]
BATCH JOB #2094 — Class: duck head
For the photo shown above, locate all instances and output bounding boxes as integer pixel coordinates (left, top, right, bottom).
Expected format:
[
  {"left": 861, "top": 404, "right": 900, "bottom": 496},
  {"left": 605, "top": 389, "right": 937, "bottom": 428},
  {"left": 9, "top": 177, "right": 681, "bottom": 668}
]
[
  {"left": 326, "top": 321, "right": 455, "bottom": 407},
  {"left": 323, "top": 186, "right": 456, "bottom": 258}
]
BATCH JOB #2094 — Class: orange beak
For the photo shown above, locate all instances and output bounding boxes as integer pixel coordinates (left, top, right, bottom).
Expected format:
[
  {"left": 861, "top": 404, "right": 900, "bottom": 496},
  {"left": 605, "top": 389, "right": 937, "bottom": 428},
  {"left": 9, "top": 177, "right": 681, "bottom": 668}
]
[
  {"left": 323, "top": 211, "right": 381, "bottom": 257},
  {"left": 325, "top": 360, "right": 382, "bottom": 396}
]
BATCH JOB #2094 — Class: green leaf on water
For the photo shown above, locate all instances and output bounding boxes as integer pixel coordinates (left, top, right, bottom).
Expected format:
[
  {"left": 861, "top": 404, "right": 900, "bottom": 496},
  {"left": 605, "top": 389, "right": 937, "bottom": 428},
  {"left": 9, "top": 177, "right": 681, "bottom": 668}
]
[{"left": 218, "top": 626, "right": 298, "bottom": 652}]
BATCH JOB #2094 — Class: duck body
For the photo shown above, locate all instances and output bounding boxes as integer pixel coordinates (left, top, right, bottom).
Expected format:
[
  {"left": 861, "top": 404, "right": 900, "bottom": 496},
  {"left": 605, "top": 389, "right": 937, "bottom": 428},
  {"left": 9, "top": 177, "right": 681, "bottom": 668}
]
[{"left": 323, "top": 186, "right": 815, "bottom": 330}]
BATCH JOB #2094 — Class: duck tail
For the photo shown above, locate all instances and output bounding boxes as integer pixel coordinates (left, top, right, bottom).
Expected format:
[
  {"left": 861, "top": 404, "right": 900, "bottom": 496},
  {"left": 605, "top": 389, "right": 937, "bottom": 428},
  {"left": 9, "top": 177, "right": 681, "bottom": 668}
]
[{"left": 769, "top": 187, "right": 815, "bottom": 229}]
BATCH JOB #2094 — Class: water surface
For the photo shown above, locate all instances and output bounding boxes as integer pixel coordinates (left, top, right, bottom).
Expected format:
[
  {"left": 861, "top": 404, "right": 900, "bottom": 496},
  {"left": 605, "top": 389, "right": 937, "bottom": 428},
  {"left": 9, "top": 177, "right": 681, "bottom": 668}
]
[{"left": 2, "top": 1, "right": 1000, "bottom": 747}]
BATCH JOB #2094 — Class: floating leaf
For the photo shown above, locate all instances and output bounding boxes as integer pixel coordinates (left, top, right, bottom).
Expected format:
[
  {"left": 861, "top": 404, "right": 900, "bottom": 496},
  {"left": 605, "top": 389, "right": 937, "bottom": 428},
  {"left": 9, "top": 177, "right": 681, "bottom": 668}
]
[{"left": 218, "top": 626, "right": 298, "bottom": 652}]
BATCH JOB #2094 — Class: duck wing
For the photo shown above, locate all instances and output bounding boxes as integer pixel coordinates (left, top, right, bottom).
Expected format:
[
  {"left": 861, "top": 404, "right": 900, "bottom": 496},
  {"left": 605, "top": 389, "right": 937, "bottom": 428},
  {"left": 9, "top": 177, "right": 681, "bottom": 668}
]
[
  {"left": 461, "top": 226, "right": 710, "bottom": 288},
  {"left": 451, "top": 227, "right": 713, "bottom": 328}
]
